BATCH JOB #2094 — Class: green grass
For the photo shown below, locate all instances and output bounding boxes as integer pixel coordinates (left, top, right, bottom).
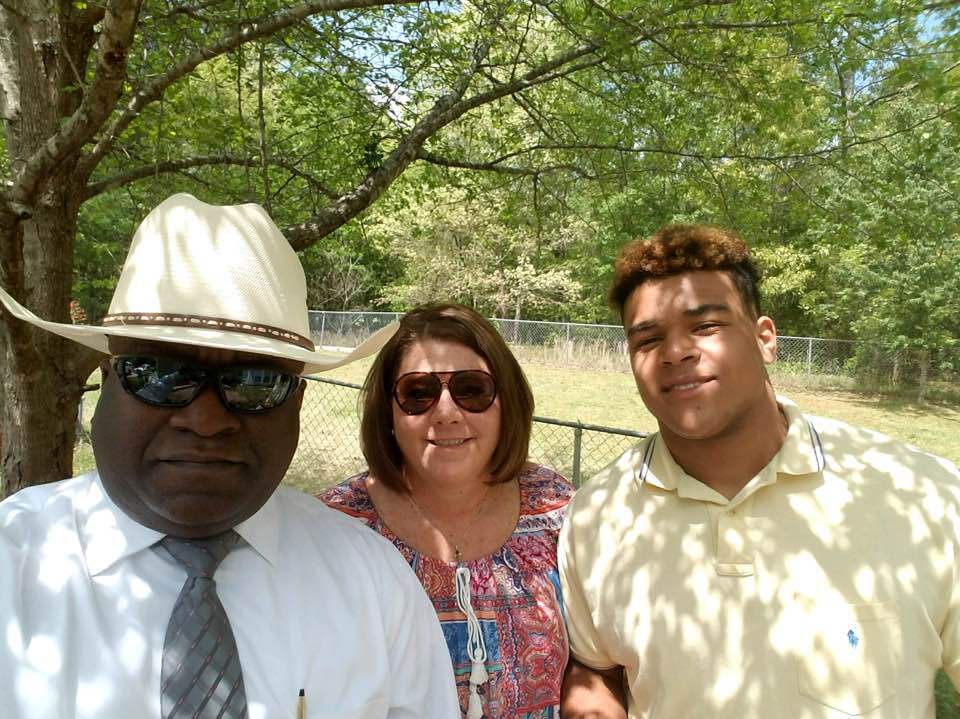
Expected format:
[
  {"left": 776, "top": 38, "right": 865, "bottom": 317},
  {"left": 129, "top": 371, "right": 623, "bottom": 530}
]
[{"left": 316, "top": 357, "right": 960, "bottom": 464}]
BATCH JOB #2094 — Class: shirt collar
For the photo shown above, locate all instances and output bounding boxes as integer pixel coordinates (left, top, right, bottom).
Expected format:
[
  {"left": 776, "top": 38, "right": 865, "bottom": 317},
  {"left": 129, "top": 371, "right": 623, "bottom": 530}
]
[
  {"left": 81, "top": 472, "right": 281, "bottom": 576},
  {"left": 234, "top": 490, "right": 281, "bottom": 566},
  {"left": 80, "top": 473, "right": 164, "bottom": 576},
  {"left": 774, "top": 395, "right": 825, "bottom": 477},
  {"left": 637, "top": 395, "right": 825, "bottom": 502}
]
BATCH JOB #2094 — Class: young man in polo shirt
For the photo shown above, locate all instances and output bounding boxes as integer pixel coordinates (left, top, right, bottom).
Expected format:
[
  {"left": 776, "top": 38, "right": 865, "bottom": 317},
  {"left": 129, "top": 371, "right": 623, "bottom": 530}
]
[{"left": 559, "top": 224, "right": 960, "bottom": 718}]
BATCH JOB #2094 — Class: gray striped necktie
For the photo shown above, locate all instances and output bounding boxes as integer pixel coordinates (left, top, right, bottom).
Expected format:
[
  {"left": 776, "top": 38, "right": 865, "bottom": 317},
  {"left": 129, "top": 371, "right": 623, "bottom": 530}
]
[{"left": 157, "top": 531, "right": 248, "bottom": 719}]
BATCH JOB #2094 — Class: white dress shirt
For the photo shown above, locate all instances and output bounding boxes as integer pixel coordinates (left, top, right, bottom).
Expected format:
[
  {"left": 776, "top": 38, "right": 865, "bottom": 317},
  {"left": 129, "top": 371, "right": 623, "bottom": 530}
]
[{"left": 0, "top": 471, "right": 460, "bottom": 718}]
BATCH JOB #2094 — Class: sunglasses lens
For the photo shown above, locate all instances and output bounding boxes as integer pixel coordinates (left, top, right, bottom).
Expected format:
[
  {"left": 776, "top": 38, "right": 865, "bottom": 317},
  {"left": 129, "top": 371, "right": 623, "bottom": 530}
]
[
  {"left": 394, "top": 373, "right": 442, "bottom": 415},
  {"left": 219, "top": 368, "right": 299, "bottom": 412},
  {"left": 393, "top": 371, "right": 497, "bottom": 415},
  {"left": 114, "top": 356, "right": 299, "bottom": 412},
  {"left": 115, "top": 356, "right": 202, "bottom": 407},
  {"left": 448, "top": 370, "right": 497, "bottom": 412}
]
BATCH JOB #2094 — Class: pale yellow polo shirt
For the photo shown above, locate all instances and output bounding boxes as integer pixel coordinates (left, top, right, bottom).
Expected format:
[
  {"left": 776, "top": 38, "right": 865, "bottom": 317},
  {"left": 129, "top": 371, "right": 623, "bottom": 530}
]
[{"left": 560, "top": 397, "right": 960, "bottom": 718}]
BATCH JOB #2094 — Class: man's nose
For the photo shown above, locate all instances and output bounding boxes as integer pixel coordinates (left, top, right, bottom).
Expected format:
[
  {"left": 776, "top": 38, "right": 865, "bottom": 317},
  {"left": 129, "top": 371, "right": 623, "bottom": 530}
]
[
  {"left": 660, "top": 334, "right": 699, "bottom": 366},
  {"left": 168, "top": 384, "right": 242, "bottom": 436}
]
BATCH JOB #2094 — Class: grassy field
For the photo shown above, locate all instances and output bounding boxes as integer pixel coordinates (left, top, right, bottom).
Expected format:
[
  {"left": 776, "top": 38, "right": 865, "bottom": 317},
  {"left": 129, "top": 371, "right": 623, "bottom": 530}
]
[
  {"left": 72, "top": 359, "right": 960, "bottom": 716},
  {"left": 315, "top": 357, "right": 960, "bottom": 462}
]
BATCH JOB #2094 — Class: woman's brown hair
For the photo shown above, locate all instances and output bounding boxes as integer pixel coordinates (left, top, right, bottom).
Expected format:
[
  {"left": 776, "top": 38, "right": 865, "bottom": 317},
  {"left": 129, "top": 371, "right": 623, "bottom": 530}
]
[{"left": 360, "top": 303, "right": 534, "bottom": 492}]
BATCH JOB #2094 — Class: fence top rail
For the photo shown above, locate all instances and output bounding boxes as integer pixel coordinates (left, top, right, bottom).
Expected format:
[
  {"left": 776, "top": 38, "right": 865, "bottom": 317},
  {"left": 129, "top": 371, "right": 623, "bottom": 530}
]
[
  {"left": 532, "top": 414, "right": 648, "bottom": 437},
  {"left": 307, "top": 310, "right": 859, "bottom": 343},
  {"left": 305, "top": 376, "right": 362, "bottom": 388},
  {"left": 309, "top": 310, "right": 402, "bottom": 319},
  {"left": 305, "top": 376, "right": 648, "bottom": 437}
]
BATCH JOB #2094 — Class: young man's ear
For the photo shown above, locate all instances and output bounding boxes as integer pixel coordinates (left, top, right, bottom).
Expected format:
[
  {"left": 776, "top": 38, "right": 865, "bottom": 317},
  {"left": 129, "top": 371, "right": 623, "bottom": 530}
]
[
  {"left": 756, "top": 315, "right": 778, "bottom": 364},
  {"left": 99, "top": 358, "right": 111, "bottom": 380}
]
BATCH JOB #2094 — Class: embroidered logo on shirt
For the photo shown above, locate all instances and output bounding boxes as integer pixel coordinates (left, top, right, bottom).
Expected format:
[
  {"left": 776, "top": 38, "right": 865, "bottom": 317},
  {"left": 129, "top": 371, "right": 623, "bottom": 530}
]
[{"left": 847, "top": 628, "right": 860, "bottom": 649}]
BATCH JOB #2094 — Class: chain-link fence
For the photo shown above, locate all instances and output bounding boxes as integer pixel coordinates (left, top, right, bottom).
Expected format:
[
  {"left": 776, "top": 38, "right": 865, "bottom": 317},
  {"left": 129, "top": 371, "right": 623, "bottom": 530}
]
[
  {"left": 288, "top": 376, "right": 646, "bottom": 495},
  {"left": 309, "top": 310, "right": 854, "bottom": 374},
  {"left": 773, "top": 336, "right": 856, "bottom": 377},
  {"left": 309, "top": 310, "right": 959, "bottom": 390}
]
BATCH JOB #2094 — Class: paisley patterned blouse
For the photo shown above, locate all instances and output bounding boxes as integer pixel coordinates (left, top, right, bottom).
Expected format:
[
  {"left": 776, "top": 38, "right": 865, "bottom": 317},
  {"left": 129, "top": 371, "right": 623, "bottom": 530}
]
[{"left": 319, "top": 463, "right": 573, "bottom": 719}]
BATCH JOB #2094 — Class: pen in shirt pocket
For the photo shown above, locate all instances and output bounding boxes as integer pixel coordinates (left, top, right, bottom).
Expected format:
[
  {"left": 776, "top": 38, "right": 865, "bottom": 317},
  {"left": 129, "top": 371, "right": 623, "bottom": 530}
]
[{"left": 297, "top": 688, "right": 305, "bottom": 719}]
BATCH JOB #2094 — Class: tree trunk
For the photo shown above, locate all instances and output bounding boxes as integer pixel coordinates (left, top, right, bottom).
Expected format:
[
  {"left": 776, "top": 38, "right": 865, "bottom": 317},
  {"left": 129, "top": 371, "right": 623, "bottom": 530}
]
[
  {"left": 2, "top": 335, "right": 87, "bottom": 497},
  {"left": 917, "top": 349, "right": 929, "bottom": 404},
  {"left": 0, "top": 0, "right": 104, "bottom": 498},
  {"left": 0, "top": 197, "right": 99, "bottom": 497}
]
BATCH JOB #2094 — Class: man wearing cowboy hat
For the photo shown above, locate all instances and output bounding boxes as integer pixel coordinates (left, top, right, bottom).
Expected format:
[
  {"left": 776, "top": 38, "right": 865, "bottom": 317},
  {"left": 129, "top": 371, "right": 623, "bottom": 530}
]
[{"left": 0, "top": 194, "right": 460, "bottom": 718}]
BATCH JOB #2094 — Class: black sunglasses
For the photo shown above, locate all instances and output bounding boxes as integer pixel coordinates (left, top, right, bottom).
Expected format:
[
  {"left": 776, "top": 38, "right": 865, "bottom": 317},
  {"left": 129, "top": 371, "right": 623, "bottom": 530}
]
[
  {"left": 392, "top": 370, "right": 498, "bottom": 416},
  {"left": 111, "top": 355, "right": 301, "bottom": 413}
]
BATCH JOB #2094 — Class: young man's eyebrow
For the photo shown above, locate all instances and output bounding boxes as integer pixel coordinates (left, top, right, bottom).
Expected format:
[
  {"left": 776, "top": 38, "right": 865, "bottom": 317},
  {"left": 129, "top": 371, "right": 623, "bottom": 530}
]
[
  {"left": 628, "top": 303, "right": 732, "bottom": 336},
  {"left": 627, "top": 319, "right": 659, "bottom": 336},
  {"left": 684, "top": 302, "right": 731, "bottom": 317}
]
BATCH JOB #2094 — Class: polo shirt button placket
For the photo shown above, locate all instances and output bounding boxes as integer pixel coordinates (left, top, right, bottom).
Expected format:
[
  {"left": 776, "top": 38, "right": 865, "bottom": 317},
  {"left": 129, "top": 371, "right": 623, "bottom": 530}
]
[{"left": 715, "top": 505, "right": 755, "bottom": 577}]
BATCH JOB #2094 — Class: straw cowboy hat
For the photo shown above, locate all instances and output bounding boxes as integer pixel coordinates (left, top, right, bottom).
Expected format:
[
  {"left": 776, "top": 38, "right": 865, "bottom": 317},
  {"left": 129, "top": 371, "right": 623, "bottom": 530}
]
[{"left": 0, "top": 193, "right": 395, "bottom": 375}]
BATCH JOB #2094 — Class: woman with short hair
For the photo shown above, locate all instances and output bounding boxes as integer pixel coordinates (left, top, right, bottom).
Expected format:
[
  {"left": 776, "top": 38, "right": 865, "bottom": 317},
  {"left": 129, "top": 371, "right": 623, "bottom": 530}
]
[{"left": 320, "top": 303, "right": 572, "bottom": 719}]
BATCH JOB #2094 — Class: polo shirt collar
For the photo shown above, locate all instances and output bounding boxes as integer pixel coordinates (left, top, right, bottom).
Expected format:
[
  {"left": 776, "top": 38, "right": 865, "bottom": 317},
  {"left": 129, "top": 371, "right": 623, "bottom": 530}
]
[
  {"left": 81, "top": 472, "right": 281, "bottom": 576},
  {"left": 774, "top": 395, "right": 825, "bottom": 477},
  {"left": 637, "top": 395, "right": 825, "bottom": 502},
  {"left": 639, "top": 435, "right": 723, "bottom": 502}
]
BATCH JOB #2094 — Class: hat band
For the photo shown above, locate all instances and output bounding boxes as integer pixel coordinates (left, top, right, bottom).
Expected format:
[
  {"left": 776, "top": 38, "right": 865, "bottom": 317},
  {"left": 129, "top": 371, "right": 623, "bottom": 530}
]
[{"left": 102, "top": 312, "right": 315, "bottom": 351}]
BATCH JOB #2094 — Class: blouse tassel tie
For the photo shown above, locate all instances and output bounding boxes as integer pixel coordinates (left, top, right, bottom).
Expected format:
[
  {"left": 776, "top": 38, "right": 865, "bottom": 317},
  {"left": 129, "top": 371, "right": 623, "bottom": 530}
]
[{"left": 455, "top": 565, "right": 488, "bottom": 719}]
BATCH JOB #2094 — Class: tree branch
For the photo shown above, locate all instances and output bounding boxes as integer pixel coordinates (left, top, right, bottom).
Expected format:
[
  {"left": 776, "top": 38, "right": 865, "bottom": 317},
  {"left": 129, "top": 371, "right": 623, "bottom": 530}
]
[
  {"left": 458, "top": 107, "right": 958, "bottom": 165},
  {"left": 83, "top": 154, "right": 340, "bottom": 200},
  {"left": 0, "top": 0, "right": 24, "bottom": 20},
  {"left": 6, "top": 0, "right": 142, "bottom": 212},
  {"left": 257, "top": 43, "right": 272, "bottom": 213},
  {"left": 282, "top": 23, "right": 500, "bottom": 248},
  {"left": 78, "top": 0, "right": 423, "bottom": 178},
  {"left": 279, "top": 0, "right": 767, "bottom": 249},
  {"left": 417, "top": 149, "right": 594, "bottom": 178}
]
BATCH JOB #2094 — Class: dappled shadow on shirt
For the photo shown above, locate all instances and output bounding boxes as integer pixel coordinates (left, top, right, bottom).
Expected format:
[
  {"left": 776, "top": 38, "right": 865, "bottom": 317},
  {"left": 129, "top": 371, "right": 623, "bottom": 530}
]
[{"left": 565, "top": 417, "right": 960, "bottom": 717}]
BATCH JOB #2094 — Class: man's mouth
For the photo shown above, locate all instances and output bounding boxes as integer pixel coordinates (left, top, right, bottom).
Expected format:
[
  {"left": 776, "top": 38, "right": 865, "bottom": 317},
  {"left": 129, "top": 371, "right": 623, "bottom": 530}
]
[
  {"left": 159, "top": 454, "right": 243, "bottom": 465},
  {"left": 663, "top": 377, "right": 713, "bottom": 392}
]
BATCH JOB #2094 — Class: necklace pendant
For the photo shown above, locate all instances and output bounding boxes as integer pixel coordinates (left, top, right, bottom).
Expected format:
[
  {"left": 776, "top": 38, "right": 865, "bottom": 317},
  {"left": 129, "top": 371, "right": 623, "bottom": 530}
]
[{"left": 454, "top": 546, "right": 463, "bottom": 564}]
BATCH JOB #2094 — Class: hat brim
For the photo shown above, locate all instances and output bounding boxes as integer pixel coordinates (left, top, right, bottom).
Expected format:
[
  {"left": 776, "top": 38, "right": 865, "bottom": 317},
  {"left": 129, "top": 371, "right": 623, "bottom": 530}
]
[{"left": 0, "top": 286, "right": 394, "bottom": 375}]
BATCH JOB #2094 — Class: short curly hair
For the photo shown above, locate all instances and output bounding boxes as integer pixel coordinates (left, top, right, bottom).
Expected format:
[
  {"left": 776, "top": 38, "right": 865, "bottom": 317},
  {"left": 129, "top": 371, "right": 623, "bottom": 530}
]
[{"left": 608, "top": 224, "right": 762, "bottom": 317}]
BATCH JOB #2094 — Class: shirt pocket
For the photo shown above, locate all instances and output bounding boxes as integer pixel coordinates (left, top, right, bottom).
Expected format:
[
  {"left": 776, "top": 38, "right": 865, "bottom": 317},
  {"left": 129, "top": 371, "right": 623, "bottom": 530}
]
[{"left": 794, "top": 595, "right": 901, "bottom": 716}]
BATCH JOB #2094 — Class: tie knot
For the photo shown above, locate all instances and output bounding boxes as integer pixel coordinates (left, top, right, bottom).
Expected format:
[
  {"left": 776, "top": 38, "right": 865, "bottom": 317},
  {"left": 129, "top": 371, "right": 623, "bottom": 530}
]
[{"left": 160, "top": 530, "right": 241, "bottom": 578}]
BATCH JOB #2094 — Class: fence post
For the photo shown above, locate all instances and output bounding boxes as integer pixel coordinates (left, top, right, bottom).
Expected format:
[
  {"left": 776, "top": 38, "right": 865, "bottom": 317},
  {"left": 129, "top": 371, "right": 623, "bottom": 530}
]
[
  {"left": 319, "top": 312, "right": 326, "bottom": 348},
  {"left": 572, "top": 424, "right": 583, "bottom": 485},
  {"left": 806, "top": 337, "right": 813, "bottom": 375}
]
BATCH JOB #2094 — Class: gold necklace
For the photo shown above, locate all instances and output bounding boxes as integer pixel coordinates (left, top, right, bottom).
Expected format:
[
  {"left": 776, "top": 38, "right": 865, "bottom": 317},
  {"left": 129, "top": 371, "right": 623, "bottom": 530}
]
[{"left": 406, "top": 484, "right": 492, "bottom": 563}]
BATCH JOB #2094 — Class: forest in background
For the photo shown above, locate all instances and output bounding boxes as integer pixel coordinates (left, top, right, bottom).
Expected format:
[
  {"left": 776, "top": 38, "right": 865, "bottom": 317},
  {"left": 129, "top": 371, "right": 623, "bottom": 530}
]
[
  {"left": 71, "top": 3, "right": 960, "bottom": 363},
  {"left": 2, "top": 0, "right": 959, "bottom": 489}
]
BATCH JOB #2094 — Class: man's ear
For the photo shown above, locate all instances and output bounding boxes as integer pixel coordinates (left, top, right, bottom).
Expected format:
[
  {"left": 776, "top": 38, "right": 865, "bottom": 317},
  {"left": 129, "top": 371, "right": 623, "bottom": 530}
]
[
  {"left": 99, "top": 358, "right": 111, "bottom": 380},
  {"left": 756, "top": 315, "right": 777, "bottom": 365}
]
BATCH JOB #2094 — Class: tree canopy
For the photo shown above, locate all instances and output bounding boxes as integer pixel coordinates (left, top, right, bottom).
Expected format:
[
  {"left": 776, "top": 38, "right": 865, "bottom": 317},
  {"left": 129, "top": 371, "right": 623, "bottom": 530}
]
[{"left": 1, "top": 0, "right": 958, "bottom": 492}]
